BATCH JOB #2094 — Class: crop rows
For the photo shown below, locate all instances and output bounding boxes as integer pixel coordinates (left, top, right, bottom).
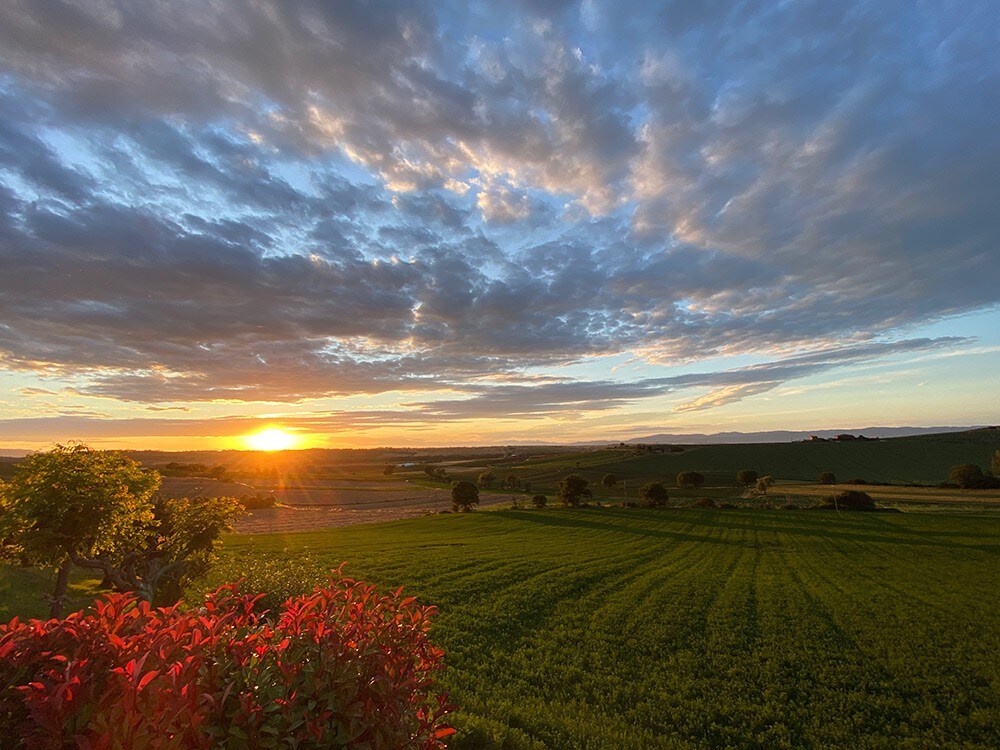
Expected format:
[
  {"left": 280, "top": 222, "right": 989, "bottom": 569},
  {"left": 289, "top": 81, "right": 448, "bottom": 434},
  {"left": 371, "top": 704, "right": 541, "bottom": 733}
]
[{"left": 204, "top": 509, "right": 1000, "bottom": 748}]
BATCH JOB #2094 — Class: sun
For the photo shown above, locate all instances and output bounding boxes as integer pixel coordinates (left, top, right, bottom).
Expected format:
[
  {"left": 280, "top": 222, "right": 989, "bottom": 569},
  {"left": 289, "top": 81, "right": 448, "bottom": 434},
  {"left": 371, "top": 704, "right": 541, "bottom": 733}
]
[{"left": 244, "top": 427, "right": 299, "bottom": 452}]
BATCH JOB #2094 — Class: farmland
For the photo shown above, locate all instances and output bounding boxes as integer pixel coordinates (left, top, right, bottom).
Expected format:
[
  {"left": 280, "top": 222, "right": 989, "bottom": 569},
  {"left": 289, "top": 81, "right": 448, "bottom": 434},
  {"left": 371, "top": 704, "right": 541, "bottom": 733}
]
[
  {"left": 200, "top": 509, "right": 1000, "bottom": 748},
  {"left": 3, "top": 430, "right": 1000, "bottom": 747}
]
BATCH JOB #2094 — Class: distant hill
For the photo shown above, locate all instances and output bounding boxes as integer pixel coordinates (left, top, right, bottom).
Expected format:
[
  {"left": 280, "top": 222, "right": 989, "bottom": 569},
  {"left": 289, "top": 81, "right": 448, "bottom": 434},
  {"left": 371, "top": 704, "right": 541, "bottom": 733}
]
[{"left": 620, "top": 426, "right": 987, "bottom": 445}]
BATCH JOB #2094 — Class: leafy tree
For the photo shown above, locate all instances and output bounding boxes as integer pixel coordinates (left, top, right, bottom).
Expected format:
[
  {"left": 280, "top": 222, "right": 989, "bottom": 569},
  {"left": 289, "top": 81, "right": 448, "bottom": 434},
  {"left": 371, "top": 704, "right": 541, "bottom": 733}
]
[
  {"left": 736, "top": 469, "right": 758, "bottom": 487},
  {"left": 557, "top": 474, "right": 592, "bottom": 507},
  {"left": 0, "top": 445, "right": 159, "bottom": 617},
  {"left": 755, "top": 476, "right": 775, "bottom": 495},
  {"left": 676, "top": 471, "right": 705, "bottom": 489},
  {"left": 638, "top": 482, "right": 669, "bottom": 507},
  {"left": 601, "top": 473, "right": 617, "bottom": 489},
  {"left": 950, "top": 463, "right": 985, "bottom": 489},
  {"left": 434, "top": 467, "right": 449, "bottom": 481},
  {"left": 73, "top": 495, "right": 243, "bottom": 605},
  {"left": 818, "top": 471, "right": 837, "bottom": 485},
  {"left": 451, "top": 481, "right": 479, "bottom": 512},
  {"left": 423, "top": 465, "right": 438, "bottom": 478},
  {"left": 505, "top": 474, "right": 521, "bottom": 490},
  {"left": 477, "top": 470, "right": 497, "bottom": 489},
  {"left": 532, "top": 494, "right": 547, "bottom": 508}
]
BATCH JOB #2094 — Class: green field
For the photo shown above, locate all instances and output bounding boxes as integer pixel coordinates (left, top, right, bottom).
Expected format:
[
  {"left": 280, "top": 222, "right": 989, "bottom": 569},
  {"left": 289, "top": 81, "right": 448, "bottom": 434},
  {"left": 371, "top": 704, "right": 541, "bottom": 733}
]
[{"left": 183, "top": 508, "right": 1000, "bottom": 749}]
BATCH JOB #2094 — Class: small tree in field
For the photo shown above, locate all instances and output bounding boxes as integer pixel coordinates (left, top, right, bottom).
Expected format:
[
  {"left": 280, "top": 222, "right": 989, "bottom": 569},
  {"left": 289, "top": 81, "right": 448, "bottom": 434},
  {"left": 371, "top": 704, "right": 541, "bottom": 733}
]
[
  {"left": 532, "top": 494, "right": 547, "bottom": 508},
  {"left": 601, "top": 473, "right": 617, "bottom": 489},
  {"left": 451, "top": 481, "right": 479, "bottom": 512},
  {"left": 638, "top": 482, "right": 669, "bottom": 507},
  {"left": 477, "top": 470, "right": 496, "bottom": 489},
  {"left": 557, "top": 474, "right": 592, "bottom": 507},
  {"left": 676, "top": 471, "right": 705, "bottom": 489},
  {"left": 950, "top": 463, "right": 985, "bottom": 489},
  {"left": 0, "top": 445, "right": 159, "bottom": 618},
  {"left": 736, "top": 469, "right": 758, "bottom": 487},
  {"left": 818, "top": 471, "right": 837, "bottom": 485},
  {"left": 755, "top": 476, "right": 775, "bottom": 495}
]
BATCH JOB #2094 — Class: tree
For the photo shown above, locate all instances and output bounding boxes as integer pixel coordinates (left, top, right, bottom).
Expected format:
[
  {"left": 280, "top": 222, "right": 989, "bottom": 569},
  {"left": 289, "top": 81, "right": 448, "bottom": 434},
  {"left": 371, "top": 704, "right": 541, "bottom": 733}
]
[
  {"left": 755, "top": 475, "right": 775, "bottom": 495},
  {"left": 0, "top": 445, "right": 159, "bottom": 617},
  {"left": 638, "top": 482, "right": 668, "bottom": 507},
  {"left": 676, "top": 471, "right": 705, "bottom": 489},
  {"left": 557, "top": 474, "right": 592, "bottom": 507},
  {"left": 477, "top": 470, "right": 496, "bottom": 489},
  {"left": 434, "top": 467, "right": 449, "bottom": 481},
  {"left": 601, "top": 473, "right": 617, "bottom": 489},
  {"left": 72, "top": 495, "right": 243, "bottom": 605},
  {"left": 818, "top": 471, "right": 837, "bottom": 485},
  {"left": 736, "top": 469, "right": 758, "bottom": 487},
  {"left": 383, "top": 465, "right": 395, "bottom": 476},
  {"left": 505, "top": 474, "right": 521, "bottom": 490},
  {"left": 950, "top": 463, "right": 985, "bottom": 489},
  {"left": 532, "top": 494, "right": 547, "bottom": 508},
  {"left": 451, "top": 481, "right": 479, "bottom": 512}
]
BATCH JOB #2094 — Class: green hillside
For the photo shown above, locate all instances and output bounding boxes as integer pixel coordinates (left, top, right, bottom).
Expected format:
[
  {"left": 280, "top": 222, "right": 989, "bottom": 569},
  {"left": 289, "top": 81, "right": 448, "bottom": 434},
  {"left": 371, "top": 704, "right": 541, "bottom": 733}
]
[{"left": 503, "top": 428, "right": 1000, "bottom": 491}]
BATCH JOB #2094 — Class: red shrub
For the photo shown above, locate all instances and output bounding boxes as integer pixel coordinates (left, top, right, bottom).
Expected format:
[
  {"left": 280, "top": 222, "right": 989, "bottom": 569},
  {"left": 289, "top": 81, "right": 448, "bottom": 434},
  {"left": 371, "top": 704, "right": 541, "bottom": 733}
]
[{"left": 0, "top": 575, "right": 454, "bottom": 749}]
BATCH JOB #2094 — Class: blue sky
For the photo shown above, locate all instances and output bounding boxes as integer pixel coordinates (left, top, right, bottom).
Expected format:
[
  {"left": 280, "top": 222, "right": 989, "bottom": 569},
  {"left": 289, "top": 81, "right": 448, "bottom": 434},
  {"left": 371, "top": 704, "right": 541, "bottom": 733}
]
[{"left": 0, "top": 0, "right": 998, "bottom": 449}]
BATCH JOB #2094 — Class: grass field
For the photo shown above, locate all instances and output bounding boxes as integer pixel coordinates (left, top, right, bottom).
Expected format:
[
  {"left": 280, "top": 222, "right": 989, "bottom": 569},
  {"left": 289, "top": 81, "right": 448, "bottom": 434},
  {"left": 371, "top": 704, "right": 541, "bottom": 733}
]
[{"left": 187, "top": 508, "right": 1000, "bottom": 749}]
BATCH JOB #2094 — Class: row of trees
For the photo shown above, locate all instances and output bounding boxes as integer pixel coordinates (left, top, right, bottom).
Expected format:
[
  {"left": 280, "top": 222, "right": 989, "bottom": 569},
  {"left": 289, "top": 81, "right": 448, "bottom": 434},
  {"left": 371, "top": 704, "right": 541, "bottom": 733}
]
[{"left": 0, "top": 444, "right": 242, "bottom": 617}]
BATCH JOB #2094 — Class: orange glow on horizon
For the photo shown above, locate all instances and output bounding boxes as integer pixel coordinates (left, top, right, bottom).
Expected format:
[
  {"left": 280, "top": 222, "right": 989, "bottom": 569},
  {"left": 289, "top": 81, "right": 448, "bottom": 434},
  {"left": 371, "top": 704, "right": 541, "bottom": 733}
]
[{"left": 243, "top": 427, "right": 300, "bottom": 452}]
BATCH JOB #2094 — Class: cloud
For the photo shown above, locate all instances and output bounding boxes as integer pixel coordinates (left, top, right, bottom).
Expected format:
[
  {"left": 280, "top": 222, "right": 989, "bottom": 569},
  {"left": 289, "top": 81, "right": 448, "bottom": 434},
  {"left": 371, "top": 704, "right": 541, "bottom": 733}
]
[{"left": 0, "top": 1, "right": 997, "bottom": 424}]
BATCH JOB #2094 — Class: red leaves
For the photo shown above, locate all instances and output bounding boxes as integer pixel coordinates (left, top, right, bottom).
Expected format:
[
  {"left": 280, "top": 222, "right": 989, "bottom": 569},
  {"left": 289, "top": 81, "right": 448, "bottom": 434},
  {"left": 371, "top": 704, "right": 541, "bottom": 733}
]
[{"left": 0, "top": 575, "right": 454, "bottom": 749}]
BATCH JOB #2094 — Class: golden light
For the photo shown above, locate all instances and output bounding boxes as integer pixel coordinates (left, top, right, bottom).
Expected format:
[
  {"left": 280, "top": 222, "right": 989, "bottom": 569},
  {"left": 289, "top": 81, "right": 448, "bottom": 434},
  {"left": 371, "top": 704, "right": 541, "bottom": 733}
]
[{"left": 244, "top": 427, "right": 299, "bottom": 452}]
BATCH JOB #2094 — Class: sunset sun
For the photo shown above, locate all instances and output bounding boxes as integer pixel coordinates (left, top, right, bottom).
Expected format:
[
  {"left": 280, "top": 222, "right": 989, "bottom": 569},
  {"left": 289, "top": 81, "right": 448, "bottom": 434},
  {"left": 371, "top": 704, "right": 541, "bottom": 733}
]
[{"left": 244, "top": 427, "right": 298, "bottom": 452}]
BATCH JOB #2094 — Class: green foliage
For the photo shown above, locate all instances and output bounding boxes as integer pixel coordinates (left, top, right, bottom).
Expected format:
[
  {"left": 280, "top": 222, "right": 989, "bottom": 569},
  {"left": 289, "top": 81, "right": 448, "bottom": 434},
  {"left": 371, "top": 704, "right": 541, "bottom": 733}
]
[
  {"left": 505, "top": 474, "right": 521, "bottom": 490},
  {"left": 451, "top": 481, "right": 480, "bottom": 512},
  {"left": 638, "top": 482, "right": 668, "bottom": 507},
  {"left": 478, "top": 470, "right": 497, "bottom": 489},
  {"left": 736, "top": 469, "right": 758, "bottom": 487},
  {"left": 531, "top": 495, "right": 547, "bottom": 508},
  {"left": 196, "top": 553, "right": 327, "bottom": 614},
  {"left": 556, "top": 474, "right": 591, "bottom": 507},
  {"left": 601, "top": 473, "right": 616, "bottom": 489},
  {"left": 818, "top": 471, "right": 837, "bottom": 485},
  {"left": 0, "top": 445, "right": 160, "bottom": 569},
  {"left": 676, "top": 471, "right": 705, "bottom": 489},
  {"left": 950, "top": 463, "right": 985, "bottom": 489}
]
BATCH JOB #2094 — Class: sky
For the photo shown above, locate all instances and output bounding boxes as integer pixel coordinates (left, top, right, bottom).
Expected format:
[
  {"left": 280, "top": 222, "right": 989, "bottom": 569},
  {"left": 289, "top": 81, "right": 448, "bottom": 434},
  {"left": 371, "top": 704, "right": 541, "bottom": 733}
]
[{"left": 0, "top": 0, "right": 998, "bottom": 451}]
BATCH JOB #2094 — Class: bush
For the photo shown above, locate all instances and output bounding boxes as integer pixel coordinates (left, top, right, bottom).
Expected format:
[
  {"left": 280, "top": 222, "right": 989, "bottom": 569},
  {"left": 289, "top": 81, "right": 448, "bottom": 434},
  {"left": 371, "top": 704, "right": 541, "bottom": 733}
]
[
  {"left": 847, "top": 478, "right": 868, "bottom": 485},
  {"left": 638, "top": 482, "right": 669, "bottom": 507},
  {"left": 819, "top": 490, "right": 877, "bottom": 511},
  {"left": 0, "top": 576, "right": 454, "bottom": 749},
  {"left": 676, "top": 471, "right": 705, "bottom": 489},
  {"left": 950, "top": 464, "right": 986, "bottom": 489},
  {"left": 818, "top": 472, "right": 837, "bottom": 485},
  {"left": 692, "top": 498, "right": 717, "bottom": 509},
  {"left": 736, "top": 470, "right": 758, "bottom": 487},
  {"left": 532, "top": 495, "right": 547, "bottom": 508},
  {"left": 238, "top": 493, "right": 278, "bottom": 510}
]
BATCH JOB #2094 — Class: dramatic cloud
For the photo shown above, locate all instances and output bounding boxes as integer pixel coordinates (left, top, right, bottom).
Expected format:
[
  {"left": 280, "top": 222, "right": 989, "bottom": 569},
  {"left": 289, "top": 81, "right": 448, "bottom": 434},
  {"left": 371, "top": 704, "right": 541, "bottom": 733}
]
[{"left": 0, "top": 1, "right": 997, "bottom": 435}]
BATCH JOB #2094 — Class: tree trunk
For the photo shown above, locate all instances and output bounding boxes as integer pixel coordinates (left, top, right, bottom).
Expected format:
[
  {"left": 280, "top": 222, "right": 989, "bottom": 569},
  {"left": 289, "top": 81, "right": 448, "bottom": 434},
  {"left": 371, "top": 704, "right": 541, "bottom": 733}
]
[{"left": 50, "top": 558, "right": 71, "bottom": 619}]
